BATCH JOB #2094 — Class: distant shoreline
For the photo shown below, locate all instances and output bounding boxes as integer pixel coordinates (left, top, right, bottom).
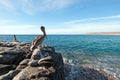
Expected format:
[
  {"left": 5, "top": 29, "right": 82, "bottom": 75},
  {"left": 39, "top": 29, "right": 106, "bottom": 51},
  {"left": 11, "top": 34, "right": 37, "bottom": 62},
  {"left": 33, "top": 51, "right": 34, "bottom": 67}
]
[
  {"left": 87, "top": 32, "right": 120, "bottom": 35},
  {"left": 0, "top": 33, "right": 120, "bottom": 35}
]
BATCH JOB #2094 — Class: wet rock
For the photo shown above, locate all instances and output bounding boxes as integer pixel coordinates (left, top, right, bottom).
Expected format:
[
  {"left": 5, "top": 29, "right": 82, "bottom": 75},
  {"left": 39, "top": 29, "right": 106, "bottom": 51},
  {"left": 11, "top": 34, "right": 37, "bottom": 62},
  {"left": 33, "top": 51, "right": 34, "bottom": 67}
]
[{"left": 64, "top": 64, "right": 116, "bottom": 80}]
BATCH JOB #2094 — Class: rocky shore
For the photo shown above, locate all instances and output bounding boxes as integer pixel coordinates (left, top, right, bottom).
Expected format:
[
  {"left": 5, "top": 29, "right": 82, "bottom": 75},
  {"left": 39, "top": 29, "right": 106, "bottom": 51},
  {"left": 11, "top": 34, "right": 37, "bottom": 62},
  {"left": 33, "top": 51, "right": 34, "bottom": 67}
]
[{"left": 0, "top": 41, "right": 116, "bottom": 80}]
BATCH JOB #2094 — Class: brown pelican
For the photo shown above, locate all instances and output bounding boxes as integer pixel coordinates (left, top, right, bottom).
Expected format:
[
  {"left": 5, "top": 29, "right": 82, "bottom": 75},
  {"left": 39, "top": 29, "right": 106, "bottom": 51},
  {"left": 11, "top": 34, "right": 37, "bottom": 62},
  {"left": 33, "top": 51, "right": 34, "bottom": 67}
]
[
  {"left": 13, "top": 35, "right": 18, "bottom": 42},
  {"left": 30, "top": 26, "right": 47, "bottom": 51}
]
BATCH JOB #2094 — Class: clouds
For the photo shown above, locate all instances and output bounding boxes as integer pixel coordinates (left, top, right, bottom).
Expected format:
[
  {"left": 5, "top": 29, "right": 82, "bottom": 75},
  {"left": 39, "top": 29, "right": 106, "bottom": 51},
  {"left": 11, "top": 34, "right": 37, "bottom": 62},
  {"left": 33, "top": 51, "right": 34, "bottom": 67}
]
[
  {"left": 0, "top": 21, "right": 120, "bottom": 34},
  {"left": 63, "top": 15, "right": 120, "bottom": 24},
  {"left": 0, "top": 0, "right": 76, "bottom": 15},
  {"left": 48, "top": 23, "right": 120, "bottom": 34},
  {"left": 0, "top": 0, "right": 120, "bottom": 34},
  {"left": 0, "top": 25, "right": 41, "bottom": 34},
  {"left": 0, "top": 14, "right": 120, "bottom": 34},
  {"left": 0, "top": 0, "right": 15, "bottom": 10},
  {"left": 58, "top": 15, "right": 120, "bottom": 34}
]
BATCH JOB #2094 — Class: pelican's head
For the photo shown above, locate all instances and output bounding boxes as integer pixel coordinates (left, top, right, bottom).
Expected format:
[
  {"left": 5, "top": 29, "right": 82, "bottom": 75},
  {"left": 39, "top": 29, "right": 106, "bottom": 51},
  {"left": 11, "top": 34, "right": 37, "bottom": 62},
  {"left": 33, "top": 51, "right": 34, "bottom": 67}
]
[
  {"left": 41, "top": 26, "right": 45, "bottom": 32},
  {"left": 40, "top": 26, "right": 47, "bottom": 39}
]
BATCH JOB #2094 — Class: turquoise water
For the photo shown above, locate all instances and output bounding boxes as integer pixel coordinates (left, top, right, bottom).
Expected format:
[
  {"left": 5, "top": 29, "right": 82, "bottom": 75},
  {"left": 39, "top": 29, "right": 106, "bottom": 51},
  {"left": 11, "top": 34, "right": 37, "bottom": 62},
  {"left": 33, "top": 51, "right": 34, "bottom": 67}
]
[{"left": 0, "top": 35, "right": 120, "bottom": 79}]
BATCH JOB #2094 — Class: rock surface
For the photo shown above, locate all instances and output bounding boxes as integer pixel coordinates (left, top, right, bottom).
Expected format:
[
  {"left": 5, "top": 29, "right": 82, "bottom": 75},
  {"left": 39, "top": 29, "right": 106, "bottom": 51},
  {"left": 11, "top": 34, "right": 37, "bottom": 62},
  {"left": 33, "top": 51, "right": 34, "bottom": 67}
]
[
  {"left": 0, "top": 41, "right": 30, "bottom": 64},
  {"left": 64, "top": 64, "right": 116, "bottom": 80},
  {"left": 0, "top": 41, "right": 116, "bottom": 80},
  {"left": 0, "top": 41, "right": 30, "bottom": 76},
  {"left": 0, "top": 64, "right": 13, "bottom": 75},
  {"left": 13, "top": 46, "right": 65, "bottom": 80}
]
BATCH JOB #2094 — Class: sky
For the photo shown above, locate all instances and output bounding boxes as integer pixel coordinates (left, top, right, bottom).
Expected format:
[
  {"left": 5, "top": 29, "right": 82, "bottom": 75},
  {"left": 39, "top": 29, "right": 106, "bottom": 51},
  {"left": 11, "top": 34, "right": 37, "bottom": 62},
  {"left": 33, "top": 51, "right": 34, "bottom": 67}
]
[{"left": 0, "top": 0, "right": 120, "bottom": 34}]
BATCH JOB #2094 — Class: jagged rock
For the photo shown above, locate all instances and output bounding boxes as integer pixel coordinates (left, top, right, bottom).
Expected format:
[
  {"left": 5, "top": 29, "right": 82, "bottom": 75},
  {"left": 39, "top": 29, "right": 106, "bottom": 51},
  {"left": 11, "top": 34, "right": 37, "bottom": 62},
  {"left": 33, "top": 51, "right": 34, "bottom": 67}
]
[
  {"left": 13, "top": 66, "right": 56, "bottom": 80},
  {"left": 13, "top": 46, "right": 65, "bottom": 80},
  {"left": 0, "top": 70, "right": 20, "bottom": 80},
  {"left": 0, "top": 52, "right": 22, "bottom": 64},
  {"left": 31, "top": 48, "right": 42, "bottom": 60},
  {"left": 16, "top": 59, "right": 31, "bottom": 70},
  {"left": 0, "top": 41, "right": 30, "bottom": 76},
  {"left": 38, "top": 56, "right": 53, "bottom": 62},
  {"left": 0, "top": 42, "right": 30, "bottom": 64},
  {"left": 0, "top": 42, "right": 116, "bottom": 80},
  {"left": 64, "top": 64, "right": 116, "bottom": 80},
  {"left": 28, "top": 60, "right": 39, "bottom": 67},
  {"left": 38, "top": 56, "right": 54, "bottom": 67},
  {"left": 0, "top": 64, "right": 13, "bottom": 76},
  {"left": 19, "top": 59, "right": 30, "bottom": 65},
  {"left": 37, "top": 77, "right": 50, "bottom": 80}
]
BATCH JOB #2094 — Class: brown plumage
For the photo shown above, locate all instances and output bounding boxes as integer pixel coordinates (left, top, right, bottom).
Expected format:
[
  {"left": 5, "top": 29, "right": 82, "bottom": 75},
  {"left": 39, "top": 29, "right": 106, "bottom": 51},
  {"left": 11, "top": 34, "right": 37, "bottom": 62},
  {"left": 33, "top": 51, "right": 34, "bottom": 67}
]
[{"left": 30, "top": 26, "right": 47, "bottom": 51}]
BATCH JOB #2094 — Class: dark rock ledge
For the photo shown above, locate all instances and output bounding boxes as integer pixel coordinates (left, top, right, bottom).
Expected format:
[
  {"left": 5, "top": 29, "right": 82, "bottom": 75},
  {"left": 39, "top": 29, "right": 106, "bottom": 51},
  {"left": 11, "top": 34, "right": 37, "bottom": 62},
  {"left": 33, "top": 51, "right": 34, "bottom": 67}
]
[{"left": 0, "top": 41, "right": 116, "bottom": 80}]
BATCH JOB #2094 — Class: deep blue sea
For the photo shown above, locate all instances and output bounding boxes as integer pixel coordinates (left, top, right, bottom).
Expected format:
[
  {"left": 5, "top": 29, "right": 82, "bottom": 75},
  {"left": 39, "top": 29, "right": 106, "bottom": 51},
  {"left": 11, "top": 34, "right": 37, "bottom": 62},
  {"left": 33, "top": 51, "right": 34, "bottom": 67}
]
[{"left": 0, "top": 35, "right": 120, "bottom": 79}]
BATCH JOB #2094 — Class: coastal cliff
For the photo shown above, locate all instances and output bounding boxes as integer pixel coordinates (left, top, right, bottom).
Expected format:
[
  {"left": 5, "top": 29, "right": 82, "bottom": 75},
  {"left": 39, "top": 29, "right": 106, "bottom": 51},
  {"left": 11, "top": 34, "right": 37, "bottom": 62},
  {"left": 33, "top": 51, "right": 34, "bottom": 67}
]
[{"left": 0, "top": 41, "right": 116, "bottom": 80}]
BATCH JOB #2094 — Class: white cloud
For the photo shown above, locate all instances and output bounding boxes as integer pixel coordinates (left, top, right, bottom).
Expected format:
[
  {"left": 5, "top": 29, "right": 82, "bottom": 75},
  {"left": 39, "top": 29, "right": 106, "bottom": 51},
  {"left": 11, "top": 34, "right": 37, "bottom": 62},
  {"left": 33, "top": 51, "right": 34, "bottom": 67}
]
[
  {"left": 0, "top": 22, "right": 120, "bottom": 34},
  {"left": 0, "top": 20, "right": 15, "bottom": 25},
  {"left": 0, "top": 0, "right": 15, "bottom": 10},
  {"left": 48, "top": 24, "right": 120, "bottom": 34},
  {"left": 63, "top": 15, "right": 120, "bottom": 24},
  {"left": 0, "top": 0, "right": 76, "bottom": 15},
  {"left": 0, "top": 25, "right": 41, "bottom": 34},
  {"left": 0, "top": 14, "right": 120, "bottom": 34},
  {"left": 47, "top": 19, "right": 120, "bottom": 34}
]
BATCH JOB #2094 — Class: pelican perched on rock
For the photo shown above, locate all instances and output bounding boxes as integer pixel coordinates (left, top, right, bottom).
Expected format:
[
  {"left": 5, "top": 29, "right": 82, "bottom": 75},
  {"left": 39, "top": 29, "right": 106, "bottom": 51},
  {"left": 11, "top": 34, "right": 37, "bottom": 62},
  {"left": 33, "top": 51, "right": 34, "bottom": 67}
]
[
  {"left": 13, "top": 35, "right": 18, "bottom": 42},
  {"left": 30, "top": 26, "right": 47, "bottom": 51}
]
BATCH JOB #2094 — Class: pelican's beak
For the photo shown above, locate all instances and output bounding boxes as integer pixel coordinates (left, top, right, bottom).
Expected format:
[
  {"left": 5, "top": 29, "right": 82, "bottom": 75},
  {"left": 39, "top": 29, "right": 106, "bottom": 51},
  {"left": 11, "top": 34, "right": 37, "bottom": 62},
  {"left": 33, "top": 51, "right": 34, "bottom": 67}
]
[
  {"left": 44, "top": 31, "right": 47, "bottom": 39},
  {"left": 44, "top": 30, "right": 47, "bottom": 39},
  {"left": 46, "top": 35, "right": 48, "bottom": 39}
]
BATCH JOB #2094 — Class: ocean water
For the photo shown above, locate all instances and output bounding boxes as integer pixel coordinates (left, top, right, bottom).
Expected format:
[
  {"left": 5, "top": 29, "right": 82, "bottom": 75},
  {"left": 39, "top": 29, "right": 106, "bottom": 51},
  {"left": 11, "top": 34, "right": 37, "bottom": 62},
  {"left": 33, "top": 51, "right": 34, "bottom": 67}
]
[{"left": 0, "top": 35, "right": 120, "bottom": 79}]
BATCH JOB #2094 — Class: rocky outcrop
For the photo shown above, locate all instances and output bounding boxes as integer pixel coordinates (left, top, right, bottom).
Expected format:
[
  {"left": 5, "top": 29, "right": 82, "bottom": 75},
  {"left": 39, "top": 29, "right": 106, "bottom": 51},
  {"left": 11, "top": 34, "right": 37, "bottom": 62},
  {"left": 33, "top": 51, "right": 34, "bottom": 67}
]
[
  {"left": 13, "top": 46, "right": 65, "bottom": 80},
  {"left": 0, "top": 64, "right": 13, "bottom": 75},
  {"left": 0, "top": 70, "right": 20, "bottom": 80},
  {"left": 0, "top": 41, "right": 65, "bottom": 80},
  {"left": 0, "top": 41, "right": 30, "bottom": 64},
  {"left": 64, "top": 64, "right": 116, "bottom": 80},
  {"left": 0, "top": 41, "right": 30, "bottom": 76},
  {"left": 0, "top": 41, "right": 116, "bottom": 80}
]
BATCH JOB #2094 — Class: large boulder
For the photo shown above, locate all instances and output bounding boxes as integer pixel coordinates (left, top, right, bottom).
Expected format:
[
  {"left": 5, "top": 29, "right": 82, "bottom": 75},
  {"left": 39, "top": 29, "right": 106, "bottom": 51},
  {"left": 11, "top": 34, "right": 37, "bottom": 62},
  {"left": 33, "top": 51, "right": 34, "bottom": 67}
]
[
  {"left": 64, "top": 64, "right": 116, "bottom": 80},
  {"left": 13, "top": 46, "right": 65, "bottom": 80},
  {"left": 0, "top": 70, "right": 20, "bottom": 80},
  {"left": 0, "top": 41, "right": 31, "bottom": 76},
  {"left": 0, "top": 64, "right": 13, "bottom": 76},
  {"left": 0, "top": 42, "right": 30, "bottom": 64}
]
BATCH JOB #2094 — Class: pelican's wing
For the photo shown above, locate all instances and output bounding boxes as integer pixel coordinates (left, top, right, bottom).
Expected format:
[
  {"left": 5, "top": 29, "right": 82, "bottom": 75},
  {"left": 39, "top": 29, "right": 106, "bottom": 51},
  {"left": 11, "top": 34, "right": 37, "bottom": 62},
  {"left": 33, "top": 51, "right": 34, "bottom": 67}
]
[
  {"left": 32, "top": 36, "right": 40, "bottom": 45},
  {"left": 30, "top": 36, "right": 40, "bottom": 51},
  {"left": 33, "top": 35, "right": 44, "bottom": 45},
  {"left": 30, "top": 35, "right": 45, "bottom": 51}
]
